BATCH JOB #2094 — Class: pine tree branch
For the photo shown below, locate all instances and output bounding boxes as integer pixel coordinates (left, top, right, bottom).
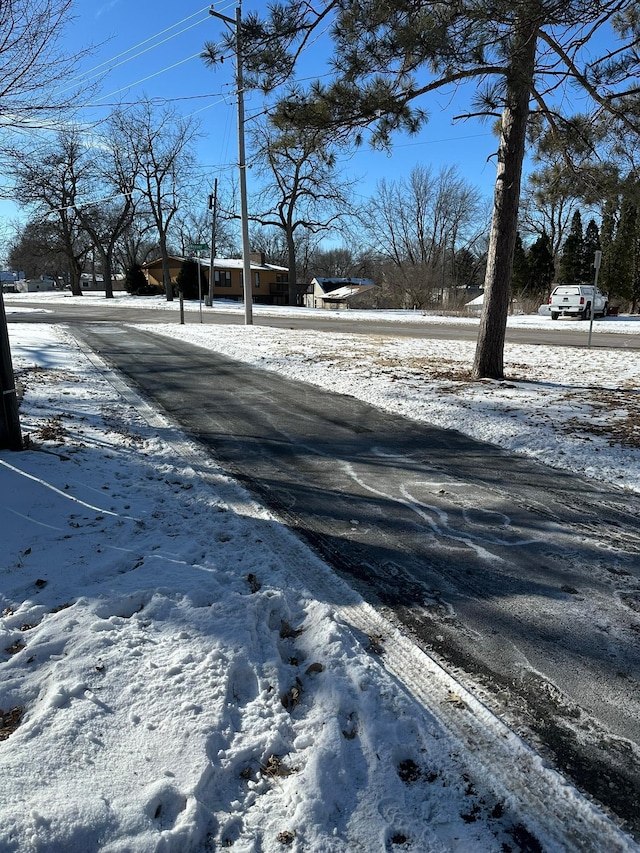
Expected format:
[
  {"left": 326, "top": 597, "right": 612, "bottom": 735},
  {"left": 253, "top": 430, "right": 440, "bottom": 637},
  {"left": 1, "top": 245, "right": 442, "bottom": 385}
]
[{"left": 538, "top": 28, "right": 639, "bottom": 132}]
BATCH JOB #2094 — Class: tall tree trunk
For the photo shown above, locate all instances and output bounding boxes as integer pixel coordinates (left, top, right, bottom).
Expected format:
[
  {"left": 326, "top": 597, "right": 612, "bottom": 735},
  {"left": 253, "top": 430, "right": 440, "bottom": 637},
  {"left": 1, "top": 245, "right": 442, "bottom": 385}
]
[
  {"left": 287, "top": 230, "right": 298, "bottom": 306},
  {"left": 0, "top": 292, "right": 22, "bottom": 450},
  {"left": 473, "top": 17, "right": 539, "bottom": 379},
  {"left": 69, "top": 257, "right": 83, "bottom": 296},
  {"left": 102, "top": 250, "right": 114, "bottom": 299},
  {"left": 160, "top": 236, "right": 174, "bottom": 302}
]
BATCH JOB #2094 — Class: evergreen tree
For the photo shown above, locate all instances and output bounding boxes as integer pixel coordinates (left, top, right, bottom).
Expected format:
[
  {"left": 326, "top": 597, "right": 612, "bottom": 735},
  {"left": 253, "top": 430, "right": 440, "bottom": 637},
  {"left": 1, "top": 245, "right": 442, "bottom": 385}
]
[
  {"left": 599, "top": 195, "right": 618, "bottom": 297},
  {"left": 526, "top": 233, "right": 555, "bottom": 297},
  {"left": 558, "top": 210, "right": 584, "bottom": 283},
  {"left": 244, "top": 121, "right": 356, "bottom": 306},
  {"left": 510, "top": 232, "right": 529, "bottom": 296},
  {"left": 124, "top": 263, "right": 148, "bottom": 295},
  {"left": 613, "top": 176, "right": 640, "bottom": 310},
  {"left": 454, "top": 247, "right": 481, "bottom": 290},
  {"left": 176, "top": 258, "right": 201, "bottom": 300},
  {"left": 213, "top": 0, "right": 640, "bottom": 378},
  {"left": 581, "top": 219, "right": 601, "bottom": 283}
]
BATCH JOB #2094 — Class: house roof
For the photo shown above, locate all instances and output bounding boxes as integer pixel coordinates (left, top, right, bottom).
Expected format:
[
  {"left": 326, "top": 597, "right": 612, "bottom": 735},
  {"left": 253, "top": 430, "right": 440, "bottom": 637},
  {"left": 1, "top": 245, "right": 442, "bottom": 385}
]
[
  {"left": 207, "top": 258, "right": 289, "bottom": 272},
  {"left": 142, "top": 256, "right": 288, "bottom": 272},
  {"left": 313, "top": 276, "right": 375, "bottom": 293},
  {"left": 320, "top": 284, "right": 375, "bottom": 301},
  {"left": 466, "top": 293, "right": 484, "bottom": 306}
]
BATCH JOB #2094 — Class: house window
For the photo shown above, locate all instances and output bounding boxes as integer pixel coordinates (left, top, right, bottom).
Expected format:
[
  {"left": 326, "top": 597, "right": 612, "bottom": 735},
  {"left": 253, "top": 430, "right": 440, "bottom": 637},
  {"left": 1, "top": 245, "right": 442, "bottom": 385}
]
[
  {"left": 215, "top": 270, "right": 231, "bottom": 287},
  {"left": 254, "top": 272, "right": 260, "bottom": 289},
  {"left": 276, "top": 273, "right": 288, "bottom": 283}
]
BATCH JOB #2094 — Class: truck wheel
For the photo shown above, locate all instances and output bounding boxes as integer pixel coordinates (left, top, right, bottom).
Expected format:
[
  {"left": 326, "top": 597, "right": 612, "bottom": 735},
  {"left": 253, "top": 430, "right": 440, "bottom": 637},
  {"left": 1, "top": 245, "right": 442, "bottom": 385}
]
[
  {"left": 551, "top": 312, "right": 559, "bottom": 320},
  {"left": 583, "top": 304, "right": 591, "bottom": 320},
  {"left": 602, "top": 303, "right": 608, "bottom": 317}
]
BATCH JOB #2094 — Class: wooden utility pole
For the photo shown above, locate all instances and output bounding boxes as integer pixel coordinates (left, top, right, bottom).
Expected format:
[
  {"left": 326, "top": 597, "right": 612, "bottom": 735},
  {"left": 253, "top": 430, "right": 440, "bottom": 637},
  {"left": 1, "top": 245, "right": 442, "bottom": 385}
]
[
  {"left": 209, "top": 4, "right": 253, "bottom": 325},
  {"left": 208, "top": 178, "right": 218, "bottom": 305}
]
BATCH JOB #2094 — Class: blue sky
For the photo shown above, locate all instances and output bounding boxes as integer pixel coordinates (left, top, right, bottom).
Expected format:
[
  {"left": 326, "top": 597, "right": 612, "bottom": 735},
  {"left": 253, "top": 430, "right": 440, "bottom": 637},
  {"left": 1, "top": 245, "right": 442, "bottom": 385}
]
[
  {"left": 0, "top": 0, "right": 501, "bottom": 241},
  {"left": 3, "top": 0, "right": 627, "bottom": 253},
  {"left": 79, "top": 0, "right": 499, "bottom": 192}
]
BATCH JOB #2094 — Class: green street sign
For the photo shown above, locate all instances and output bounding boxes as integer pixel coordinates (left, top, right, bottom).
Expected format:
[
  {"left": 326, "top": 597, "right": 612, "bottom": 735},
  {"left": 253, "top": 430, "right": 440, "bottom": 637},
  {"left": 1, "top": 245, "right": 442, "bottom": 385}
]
[{"left": 188, "top": 243, "right": 208, "bottom": 251}]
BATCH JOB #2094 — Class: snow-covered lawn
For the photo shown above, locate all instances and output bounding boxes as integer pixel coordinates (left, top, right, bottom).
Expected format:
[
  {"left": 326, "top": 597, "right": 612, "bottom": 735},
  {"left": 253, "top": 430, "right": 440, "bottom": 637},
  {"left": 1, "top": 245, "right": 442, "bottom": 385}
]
[{"left": 1, "top": 303, "right": 638, "bottom": 851}]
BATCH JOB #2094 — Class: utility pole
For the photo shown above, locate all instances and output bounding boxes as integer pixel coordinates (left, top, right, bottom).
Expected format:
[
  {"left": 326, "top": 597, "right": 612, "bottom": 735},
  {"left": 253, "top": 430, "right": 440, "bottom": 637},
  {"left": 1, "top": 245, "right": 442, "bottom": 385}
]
[
  {"left": 0, "top": 291, "right": 23, "bottom": 451},
  {"left": 209, "top": 4, "right": 253, "bottom": 325},
  {"left": 588, "top": 249, "right": 602, "bottom": 349},
  {"left": 188, "top": 242, "right": 209, "bottom": 323},
  {"left": 208, "top": 178, "right": 218, "bottom": 306}
]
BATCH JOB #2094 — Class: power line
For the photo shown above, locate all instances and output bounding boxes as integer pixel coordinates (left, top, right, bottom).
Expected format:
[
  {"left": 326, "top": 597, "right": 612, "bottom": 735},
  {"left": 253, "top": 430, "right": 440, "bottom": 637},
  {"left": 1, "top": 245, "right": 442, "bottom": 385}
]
[
  {"left": 95, "top": 52, "right": 209, "bottom": 103},
  {"left": 395, "top": 131, "right": 494, "bottom": 149},
  {"left": 59, "top": 18, "right": 212, "bottom": 95},
  {"left": 80, "top": 90, "right": 232, "bottom": 108},
  {"left": 59, "top": 6, "right": 213, "bottom": 90},
  {"left": 187, "top": 93, "right": 234, "bottom": 117}
]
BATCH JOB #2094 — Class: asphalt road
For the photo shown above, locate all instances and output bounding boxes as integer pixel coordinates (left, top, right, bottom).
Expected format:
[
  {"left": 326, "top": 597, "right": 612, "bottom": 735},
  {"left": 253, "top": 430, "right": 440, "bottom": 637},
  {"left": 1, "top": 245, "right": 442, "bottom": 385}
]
[
  {"left": 65, "top": 322, "right": 640, "bottom": 837},
  {"left": 6, "top": 296, "right": 640, "bottom": 349}
]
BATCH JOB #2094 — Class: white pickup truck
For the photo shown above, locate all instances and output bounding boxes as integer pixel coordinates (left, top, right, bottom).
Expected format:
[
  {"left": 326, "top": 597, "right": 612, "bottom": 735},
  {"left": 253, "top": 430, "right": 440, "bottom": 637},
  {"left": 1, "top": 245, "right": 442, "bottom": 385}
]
[{"left": 548, "top": 285, "right": 608, "bottom": 320}]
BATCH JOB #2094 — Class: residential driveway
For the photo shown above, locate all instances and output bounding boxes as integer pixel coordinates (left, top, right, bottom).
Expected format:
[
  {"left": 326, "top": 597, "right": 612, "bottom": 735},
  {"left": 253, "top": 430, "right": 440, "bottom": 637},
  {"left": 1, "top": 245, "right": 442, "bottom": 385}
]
[{"left": 70, "top": 324, "right": 640, "bottom": 835}]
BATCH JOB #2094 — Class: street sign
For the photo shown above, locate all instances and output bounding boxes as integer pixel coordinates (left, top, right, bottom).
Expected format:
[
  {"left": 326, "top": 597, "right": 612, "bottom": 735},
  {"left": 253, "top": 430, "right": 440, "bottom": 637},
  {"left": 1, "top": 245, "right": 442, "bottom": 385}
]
[{"left": 188, "top": 243, "right": 208, "bottom": 251}]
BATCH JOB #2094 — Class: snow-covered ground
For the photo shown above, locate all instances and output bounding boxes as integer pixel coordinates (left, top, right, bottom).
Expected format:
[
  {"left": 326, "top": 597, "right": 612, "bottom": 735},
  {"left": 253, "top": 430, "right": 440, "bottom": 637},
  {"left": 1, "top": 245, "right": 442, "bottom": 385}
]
[{"left": 1, "top": 297, "right": 639, "bottom": 852}]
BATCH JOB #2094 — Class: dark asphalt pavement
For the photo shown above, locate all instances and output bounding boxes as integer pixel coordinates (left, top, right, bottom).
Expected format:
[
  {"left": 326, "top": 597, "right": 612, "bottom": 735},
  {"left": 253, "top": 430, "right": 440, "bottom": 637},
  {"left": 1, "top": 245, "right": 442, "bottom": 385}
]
[{"left": 68, "top": 322, "right": 640, "bottom": 836}]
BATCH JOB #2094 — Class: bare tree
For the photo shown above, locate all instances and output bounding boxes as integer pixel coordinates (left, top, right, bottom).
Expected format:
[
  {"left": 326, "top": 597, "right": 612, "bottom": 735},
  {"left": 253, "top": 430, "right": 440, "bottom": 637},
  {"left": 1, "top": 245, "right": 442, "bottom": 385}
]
[
  {"left": 7, "top": 123, "right": 139, "bottom": 297},
  {"left": 73, "top": 123, "right": 139, "bottom": 298},
  {"left": 0, "top": 0, "right": 93, "bottom": 132},
  {"left": 362, "top": 165, "right": 485, "bottom": 307},
  {"left": 114, "top": 215, "right": 158, "bottom": 277},
  {"left": 7, "top": 133, "right": 93, "bottom": 294},
  {"left": 248, "top": 122, "right": 356, "bottom": 305},
  {"left": 111, "top": 101, "right": 200, "bottom": 301},
  {"left": 519, "top": 125, "right": 617, "bottom": 268},
  {"left": 173, "top": 186, "right": 238, "bottom": 262},
  {"left": 519, "top": 176, "right": 579, "bottom": 269},
  {"left": 0, "top": 0, "right": 93, "bottom": 449},
  {"left": 249, "top": 225, "right": 288, "bottom": 267},
  {"left": 309, "top": 245, "right": 359, "bottom": 278},
  {"left": 7, "top": 218, "right": 75, "bottom": 283}
]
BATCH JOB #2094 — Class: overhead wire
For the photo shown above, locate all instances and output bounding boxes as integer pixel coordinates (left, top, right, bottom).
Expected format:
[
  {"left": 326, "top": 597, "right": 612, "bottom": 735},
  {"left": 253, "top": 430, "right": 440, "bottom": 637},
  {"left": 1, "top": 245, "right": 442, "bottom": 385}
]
[
  {"left": 77, "top": 3, "right": 241, "bottom": 191},
  {"left": 55, "top": 4, "right": 237, "bottom": 115},
  {"left": 60, "top": 2, "right": 330, "bottom": 123},
  {"left": 57, "top": 18, "right": 212, "bottom": 95},
  {"left": 18, "top": 3, "right": 499, "bottom": 217},
  {"left": 58, "top": 6, "right": 213, "bottom": 91},
  {"left": 96, "top": 52, "right": 210, "bottom": 103},
  {"left": 81, "top": 90, "right": 233, "bottom": 108}
]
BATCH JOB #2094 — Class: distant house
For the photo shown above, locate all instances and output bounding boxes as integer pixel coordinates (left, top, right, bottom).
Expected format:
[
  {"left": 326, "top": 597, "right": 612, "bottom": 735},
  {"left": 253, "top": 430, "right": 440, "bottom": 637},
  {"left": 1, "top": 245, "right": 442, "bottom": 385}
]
[
  {"left": 465, "top": 293, "right": 485, "bottom": 315},
  {"left": 16, "top": 277, "right": 56, "bottom": 293},
  {"left": 0, "top": 270, "right": 23, "bottom": 292},
  {"left": 78, "top": 273, "right": 125, "bottom": 292},
  {"left": 305, "top": 277, "right": 377, "bottom": 309},
  {"left": 465, "top": 291, "right": 524, "bottom": 315},
  {"left": 141, "top": 251, "right": 290, "bottom": 305}
]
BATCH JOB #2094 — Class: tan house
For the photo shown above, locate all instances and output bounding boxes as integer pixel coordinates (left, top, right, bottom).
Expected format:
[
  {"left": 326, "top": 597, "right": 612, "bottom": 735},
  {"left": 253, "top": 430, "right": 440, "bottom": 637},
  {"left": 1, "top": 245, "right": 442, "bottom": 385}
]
[
  {"left": 304, "top": 276, "right": 377, "bottom": 309},
  {"left": 141, "top": 252, "right": 289, "bottom": 305}
]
